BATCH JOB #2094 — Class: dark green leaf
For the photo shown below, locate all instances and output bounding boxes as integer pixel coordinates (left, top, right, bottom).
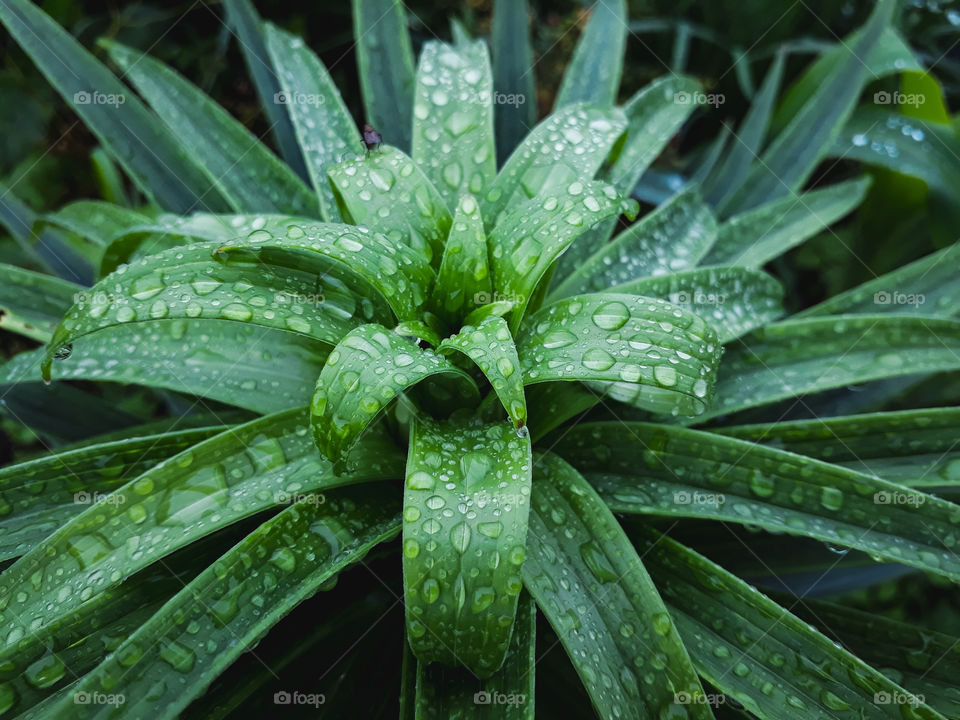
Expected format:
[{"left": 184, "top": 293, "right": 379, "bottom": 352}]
[
  {"left": 554, "top": 0, "right": 626, "bottom": 108},
  {"left": 491, "top": 0, "right": 536, "bottom": 164}
]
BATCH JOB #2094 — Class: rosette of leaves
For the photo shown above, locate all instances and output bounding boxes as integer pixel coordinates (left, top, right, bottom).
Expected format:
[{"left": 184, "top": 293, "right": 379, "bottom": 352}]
[{"left": 1, "top": 0, "right": 960, "bottom": 719}]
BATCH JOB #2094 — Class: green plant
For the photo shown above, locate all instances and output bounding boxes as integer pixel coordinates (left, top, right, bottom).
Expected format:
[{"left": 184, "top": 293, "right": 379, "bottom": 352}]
[{"left": 1, "top": 0, "right": 960, "bottom": 718}]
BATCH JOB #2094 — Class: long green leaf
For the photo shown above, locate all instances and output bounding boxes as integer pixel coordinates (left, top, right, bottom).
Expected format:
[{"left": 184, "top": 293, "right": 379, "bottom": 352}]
[
  {"left": 311, "top": 324, "right": 480, "bottom": 467},
  {"left": 103, "top": 41, "right": 318, "bottom": 217},
  {"left": 222, "top": 0, "right": 310, "bottom": 181},
  {"left": 412, "top": 40, "right": 497, "bottom": 209},
  {"left": 611, "top": 266, "right": 785, "bottom": 343},
  {"left": 518, "top": 293, "right": 722, "bottom": 417},
  {"left": 0, "top": 263, "right": 80, "bottom": 342},
  {"left": 0, "top": 0, "right": 227, "bottom": 213},
  {"left": 554, "top": 0, "right": 626, "bottom": 108},
  {"left": 699, "top": 315, "right": 960, "bottom": 421},
  {"left": 35, "top": 201, "right": 152, "bottom": 270},
  {"left": 488, "top": 181, "right": 639, "bottom": 330},
  {"left": 0, "top": 426, "right": 225, "bottom": 561},
  {"left": 403, "top": 418, "right": 531, "bottom": 675},
  {"left": 3, "top": 320, "right": 327, "bottom": 414},
  {"left": 631, "top": 525, "right": 946, "bottom": 720},
  {"left": 414, "top": 591, "right": 535, "bottom": 719},
  {"left": 0, "top": 409, "right": 402, "bottom": 655},
  {"left": 481, "top": 104, "right": 627, "bottom": 227},
  {"left": 721, "top": 0, "right": 894, "bottom": 213},
  {"left": 45, "top": 484, "right": 400, "bottom": 720},
  {"left": 429, "top": 194, "right": 492, "bottom": 324},
  {"left": 491, "top": 0, "right": 536, "bottom": 164},
  {"left": 328, "top": 145, "right": 452, "bottom": 264},
  {"left": 716, "top": 407, "right": 960, "bottom": 488},
  {"left": 353, "top": 0, "right": 415, "bottom": 150},
  {"left": 522, "top": 453, "right": 709, "bottom": 720},
  {"left": 554, "top": 422, "right": 960, "bottom": 582},
  {"left": 551, "top": 185, "right": 716, "bottom": 299},
  {"left": 264, "top": 23, "right": 365, "bottom": 221},
  {"left": 703, "top": 177, "right": 870, "bottom": 267}
]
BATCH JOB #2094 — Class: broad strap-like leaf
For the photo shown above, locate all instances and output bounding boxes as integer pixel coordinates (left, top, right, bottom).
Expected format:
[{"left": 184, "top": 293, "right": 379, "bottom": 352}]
[
  {"left": 222, "top": 0, "right": 310, "bottom": 181},
  {"left": 0, "top": 263, "right": 81, "bottom": 342},
  {"left": 488, "top": 181, "right": 639, "bottom": 330},
  {"left": 103, "top": 41, "right": 318, "bottom": 217},
  {"left": 491, "top": 0, "right": 536, "bottom": 164},
  {"left": 439, "top": 315, "right": 526, "bottom": 429},
  {"left": 518, "top": 294, "right": 722, "bottom": 417},
  {"left": 554, "top": 0, "right": 626, "bottom": 109},
  {"left": 522, "top": 453, "right": 709, "bottom": 720},
  {"left": 698, "top": 315, "right": 960, "bottom": 421},
  {"left": 35, "top": 201, "right": 151, "bottom": 262},
  {"left": 551, "top": 185, "right": 717, "bottom": 299},
  {"left": 311, "top": 324, "right": 480, "bottom": 467},
  {"left": 264, "top": 23, "right": 366, "bottom": 221},
  {"left": 403, "top": 418, "right": 532, "bottom": 676},
  {"left": 716, "top": 407, "right": 960, "bottom": 488},
  {"left": 704, "top": 177, "right": 870, "bottom": 267},
  {"left": 611, "top": 266, "right": 785, "bottom": 343},
  {"left": 525, "top": 382, "right": 601, "bottom": 441},
  {"left": 213, "top": 219, "right": 431, "bottom": 322},
  {"left": 413, "top": 591, "right": 535, "bottom": 719},
  {"left": 554, "top": 422, "right": 960, "bottom": 582},
  {"left": 721, "top": 0, "right": 894, "bottom": 213},
  {"left": 0, "top": 0, "right": 227, "bottom": 214},
  {"left": 41, "top": 243, "right": 371, "bottom": 379},
  {"left": 328, "top": 145, "right": 452, "bottom": 264},
  {"left": 603, "top": 75, "right": 700, "bottom": 194},
  {"left": 429, "top": 194, "right": 492, "bottom": 324},
  {"left": 353, "top": 0, "right": 416, "bottom": 150},
  {"left": 5, "top": 319, "right": 327, "bottom": 414},
  {"left": 0, "top": 426, "right": 225, "bottom": 561},
  {"left": 631, "top": 525, "right": 946, "bottom": 720},
  {"left": 411, "top": 40, "right": 497, "bottom": 209},
  {"left": 0, "top": 409, "right": 402, "bottom": 655},
  {"left": 481, "top": 104, "right": 628, "bottom": 227},
  {"left": 45, "top": 484, "right": 400, "bottom": 720}
]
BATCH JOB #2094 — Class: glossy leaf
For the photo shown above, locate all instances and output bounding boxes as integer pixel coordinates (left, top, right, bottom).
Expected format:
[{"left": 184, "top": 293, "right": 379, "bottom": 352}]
[
  {"left": 551, "top": 185, "right": 716, "bottom": 299},
  {"left": 403, "top": 418, "right": 531, "bottom": 675},
  {"left": 555, "top": 422, "right": 960, "bottom": 582},
  {"left": 554, "top": 0, "right": 626, "bottom": 109},
  {"left": 311, "top": 324, "right": 479, "bottom": 467},
  {"left": 411, "top": 40, "right": 497, "bottom": 209},
  {"left": 611, "top": 266, "right": 785, "bottom": 343},
  {"left": 522, "top": 453, "right": 708, "bottom": 720},
  {"left": 0, "top": 0, "right": 227, "bottom": 213},
  {"left": 704, "top": 177, "right": 870, "bottom": 267},
  {"left": 439, "top": 315, "right": 526, "bottom": 428},
  {"left": 430, "top": 194, "right": 492, "bottom": 324},
  {"left": 0, "top": 264, "right": 81, "bottom": 342},
  {"left": 329, "top": 145, "right": 452, "bottom": 264},
  {"left": 632, "top": 526, "right": 945, "bottom": 720},
  {"left": 264, "top": 23, "right": 365, "bottom": 221},
  {"left": 518, "top": 294, "right": 722, "bottom": 417},
  {"left": 103, "top": 41, "right": 318, "bottom": 217},
  {"left": 352, "top": 0, "right": 415, "bottom": 150},
  {"left": 491, "top": 0, "right": 536, "bottom": 164},
  {"left": 36, "top": 201, "right": 151, "bottom": 261},
  {"left": 45, "top": 484, "right": 401, "bottom": 719},
  {"left": 699, "top": 316, "right": 960, "bottom": 421}
]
